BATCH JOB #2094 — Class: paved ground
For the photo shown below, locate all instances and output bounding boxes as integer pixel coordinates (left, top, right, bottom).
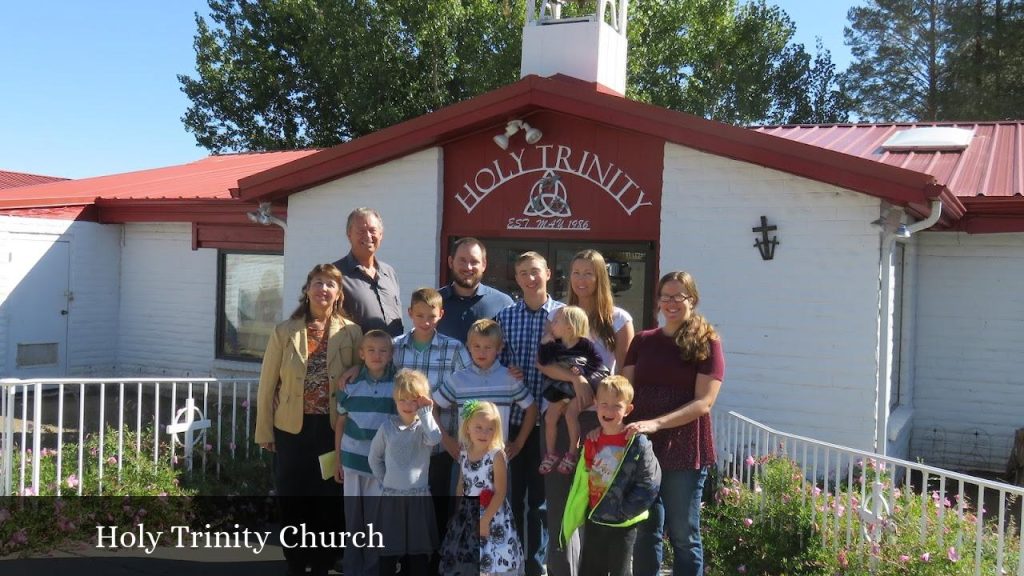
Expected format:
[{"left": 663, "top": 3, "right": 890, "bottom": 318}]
[{"left": 0, "top": 543, "right": 333, "bottom": 576}]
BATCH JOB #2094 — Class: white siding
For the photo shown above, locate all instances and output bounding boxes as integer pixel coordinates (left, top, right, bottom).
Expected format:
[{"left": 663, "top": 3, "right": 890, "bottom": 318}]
[
  {"left": 284, "top": 148, "right": 443, "bottom": 320},
  {"left": 912, "top": 232, "right": 1024, "bottom": 471},
  {"left": 661, "top": 144, "right": 884, "bottom": 451},
  {"left": 0, "top": 216, "right": 121, "bottom": 376},
  {"left": 117, "top": 223, "right": 218, "bottom": 376}
]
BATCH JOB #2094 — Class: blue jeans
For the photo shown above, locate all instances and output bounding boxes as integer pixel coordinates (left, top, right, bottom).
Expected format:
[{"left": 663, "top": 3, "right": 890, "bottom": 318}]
[{"left": 633, "top": 467, "right": 707, "bottom": 576}]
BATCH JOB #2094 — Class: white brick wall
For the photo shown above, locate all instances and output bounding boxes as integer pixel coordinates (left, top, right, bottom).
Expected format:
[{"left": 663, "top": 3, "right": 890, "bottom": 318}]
[
  {"left": 284, "top": 148, "right": 443, "bottom": 320},
  {"left": 912, "top": 232, "right": 1024, "bottom": 471},
  {"left": 0, "top": 216, "right": 121, "bottom": 376},
  {"left": 662, "top": 144, "right": 884, "bottom": 451},
  {"left": 117, "top": 223, "right": 219, "bottom": 376}
]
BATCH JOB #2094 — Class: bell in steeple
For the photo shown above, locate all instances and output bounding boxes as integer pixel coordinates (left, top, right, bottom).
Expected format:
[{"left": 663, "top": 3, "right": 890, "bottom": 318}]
[{"left": 520, "top": 0, "right": 630, "bottom": 95}]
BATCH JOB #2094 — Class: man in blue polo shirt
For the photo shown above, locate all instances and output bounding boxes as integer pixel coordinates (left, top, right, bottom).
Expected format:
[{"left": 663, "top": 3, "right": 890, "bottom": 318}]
[{"left": 437, "top": 237, "right": 513, "bottom": 342}]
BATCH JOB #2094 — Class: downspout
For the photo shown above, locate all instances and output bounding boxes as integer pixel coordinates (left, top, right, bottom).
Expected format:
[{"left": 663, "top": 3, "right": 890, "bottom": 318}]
[{"left": 875, "top": 199, "right": 942, "bottom": 454}]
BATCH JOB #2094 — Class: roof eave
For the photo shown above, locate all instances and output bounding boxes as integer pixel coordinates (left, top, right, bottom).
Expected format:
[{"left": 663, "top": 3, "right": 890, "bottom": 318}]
[
  {"left": 238, "top": 75, "right": 942, "bottom": 212},
  {"left": 237, "top": 77, "right": 544, "bottom": 201},
  {"left": 95, "top": 198, "right": 282, "bottom": 225}
]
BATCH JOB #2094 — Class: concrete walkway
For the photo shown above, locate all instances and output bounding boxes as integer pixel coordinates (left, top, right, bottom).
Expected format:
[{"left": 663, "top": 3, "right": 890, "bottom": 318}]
[{"left": 0, "top": 543, "right": 334, "bottom": 576}]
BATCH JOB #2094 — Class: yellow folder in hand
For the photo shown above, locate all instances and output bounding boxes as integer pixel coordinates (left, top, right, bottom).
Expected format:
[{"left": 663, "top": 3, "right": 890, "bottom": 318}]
[{"left": 319, "top": 451, "right": 337, "bottom": 481}]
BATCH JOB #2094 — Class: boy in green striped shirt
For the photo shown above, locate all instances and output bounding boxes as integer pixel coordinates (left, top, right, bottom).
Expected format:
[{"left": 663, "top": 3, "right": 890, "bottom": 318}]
[{"left": 335, "top": 329, "right": 396, "bottom": 576}]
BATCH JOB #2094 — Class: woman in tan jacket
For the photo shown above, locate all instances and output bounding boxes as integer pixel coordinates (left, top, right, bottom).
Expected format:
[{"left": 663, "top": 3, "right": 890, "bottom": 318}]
[{"left": 256, "top": 263, "right": 362, "bottom": 576}]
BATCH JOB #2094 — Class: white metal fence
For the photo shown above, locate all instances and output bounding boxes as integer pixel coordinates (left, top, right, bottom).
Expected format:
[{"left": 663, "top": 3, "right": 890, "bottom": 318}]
[
  {"left": 0, "top": 377, "right": 258, "bottom": 496},
  {"left": 714, "top": 410, "right": 1024, "bottom": 575}
]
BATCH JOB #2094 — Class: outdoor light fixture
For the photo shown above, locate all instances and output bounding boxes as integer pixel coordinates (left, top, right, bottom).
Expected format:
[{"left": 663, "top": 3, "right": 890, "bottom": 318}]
[
  {"left": 246, "top": 202, "right": 287, "bottom": 229},
  {"left": 871, "top": 208, "right": 911, "bottom": 238},
  {"left": 493, "top": 119, "right": 543, "bottom": 150}
]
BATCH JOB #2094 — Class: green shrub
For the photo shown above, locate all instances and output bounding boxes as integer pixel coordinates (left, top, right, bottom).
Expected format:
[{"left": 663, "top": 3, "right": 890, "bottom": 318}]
[
  {"left": 0, "top": 424, "right": 272, "bottom": 556},
  {"left": 703, "top": 455, "right": 1021, "bottom": 575}
]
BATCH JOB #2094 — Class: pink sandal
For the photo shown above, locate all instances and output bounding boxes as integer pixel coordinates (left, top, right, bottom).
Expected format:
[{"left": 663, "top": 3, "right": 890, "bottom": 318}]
[
  {"left": 538, "top": 452, "right": 561, "bottom": 475},
  {"left": 557, "top": 451, "right": 579, "bottom": 474}
]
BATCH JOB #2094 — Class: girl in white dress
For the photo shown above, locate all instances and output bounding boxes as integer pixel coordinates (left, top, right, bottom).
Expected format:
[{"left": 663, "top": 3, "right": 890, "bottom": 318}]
[{"left": 439, "top": 400, "right": 523, "bottom": 576}]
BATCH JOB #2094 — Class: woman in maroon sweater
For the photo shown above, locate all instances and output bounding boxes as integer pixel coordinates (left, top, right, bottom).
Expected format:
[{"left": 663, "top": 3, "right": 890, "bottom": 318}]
[{"left": 622, "top": 271, "right": 725, "bottom": 576}]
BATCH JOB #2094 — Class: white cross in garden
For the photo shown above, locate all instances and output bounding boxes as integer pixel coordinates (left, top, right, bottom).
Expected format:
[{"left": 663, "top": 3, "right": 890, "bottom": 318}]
[
  {"left": 858, "top": 480, "right": 894, "bottom": 571},
  {"left": 165, "top": 397, "right": 211, "bottom": 472}
]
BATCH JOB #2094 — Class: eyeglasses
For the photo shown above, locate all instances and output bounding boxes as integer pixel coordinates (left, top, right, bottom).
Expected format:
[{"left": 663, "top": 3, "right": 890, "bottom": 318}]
[{"left": 658, "top": 294, "right": 692, "bottom": 304}]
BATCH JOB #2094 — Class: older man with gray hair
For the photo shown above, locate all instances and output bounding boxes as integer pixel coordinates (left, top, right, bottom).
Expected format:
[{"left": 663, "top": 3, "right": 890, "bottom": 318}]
[{"left": 333, "top": 207, "right": 404, "bottom": 337}]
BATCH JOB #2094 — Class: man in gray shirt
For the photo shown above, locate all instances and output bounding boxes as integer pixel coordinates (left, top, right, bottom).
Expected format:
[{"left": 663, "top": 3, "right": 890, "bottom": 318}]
[{"left": 333, "top": 207, "right": 404, "bottom": 337}]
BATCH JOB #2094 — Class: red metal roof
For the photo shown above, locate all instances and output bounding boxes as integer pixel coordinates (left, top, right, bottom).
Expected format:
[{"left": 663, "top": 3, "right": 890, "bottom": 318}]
[
  {"left": 0, "top": 151, "right": 317, "bottom": 211},
  {"left": 751, "top": 122, "right": 1024, "bottom": 199},
  {"left": 0, "top": 170, "right": 67, "bottom": 189},
  {"left": 6, "top": 78, "right": 1022, "bottom": 232},
  {"left": 238, "top": 74, "right": 954, "bottom": 224}
]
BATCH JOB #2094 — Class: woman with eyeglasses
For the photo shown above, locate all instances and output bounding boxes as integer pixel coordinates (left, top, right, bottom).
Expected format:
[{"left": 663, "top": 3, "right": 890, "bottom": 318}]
[{"left": 622, "top": 271, "right": 725, "bottom": 576}]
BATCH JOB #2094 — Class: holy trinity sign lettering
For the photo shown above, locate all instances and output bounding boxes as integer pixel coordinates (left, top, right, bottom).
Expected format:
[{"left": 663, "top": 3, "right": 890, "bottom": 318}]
[{"left": 455, "top": 144, "right": 653, "bottom": 218}]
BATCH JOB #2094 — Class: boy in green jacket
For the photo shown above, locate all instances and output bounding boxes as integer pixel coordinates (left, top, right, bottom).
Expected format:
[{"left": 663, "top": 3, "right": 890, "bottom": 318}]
[{"left": 562, "top": 375, "right": 661, "bottom": 576}]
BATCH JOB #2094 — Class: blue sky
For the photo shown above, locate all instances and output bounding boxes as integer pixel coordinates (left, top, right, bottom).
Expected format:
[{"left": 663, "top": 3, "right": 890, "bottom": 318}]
[{"left": 0, "top": 1, "right": 857, "bottom": 180}]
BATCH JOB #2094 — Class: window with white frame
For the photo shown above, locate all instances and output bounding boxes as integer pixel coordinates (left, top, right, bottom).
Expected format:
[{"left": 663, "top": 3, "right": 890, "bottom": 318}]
[{"left": 217, "top": 252, "right": 284, "bottom": 361}]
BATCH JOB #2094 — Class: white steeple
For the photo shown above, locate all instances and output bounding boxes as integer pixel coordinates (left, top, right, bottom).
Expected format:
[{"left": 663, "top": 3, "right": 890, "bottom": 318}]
[{"left": 520, "top": 0, "right": 629, "bottom": 95}]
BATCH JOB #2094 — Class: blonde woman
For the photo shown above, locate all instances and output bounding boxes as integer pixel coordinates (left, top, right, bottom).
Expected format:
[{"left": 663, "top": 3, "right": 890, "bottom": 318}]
[
  {"left": 566, "top": 249, "right": 634, "bottom": 372},
  {"left": 255, "top": 263, "right": 362, "bottom": 576}
]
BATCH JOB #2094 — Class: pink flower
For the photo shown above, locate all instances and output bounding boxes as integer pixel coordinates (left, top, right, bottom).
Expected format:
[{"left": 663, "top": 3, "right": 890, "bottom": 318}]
[
  {"left": 947, "top": 547, "right": 959, "bottom": 562},
  {"left": 920, "top": 552, "right": 931, "bottom": 562},
  {"left": 241, "top": 399, "right": 250, "bottom": 408},
  {"left": 742, "top": 518, "right": 753, "bottom": 527},
  {"left": 204, "top": 443, "right": 213, "bottom": 452},
  {"left": 20, "top": 486, "right": 36, "bottom": 496},
  {"left": 229, "top": 442, "right": 236, "bottom": 451},
  {"left": 66, "top": 474, "right": 79, "bottom": 489},
  {"left": 744, "top": 455, "right": 755, "bottom": 467},
  {"left": 737, "top": 565, "right": 747, "bottom": 574},
  {"left": 812, "top": 486, "right": 822, "bottom": 496},
  {"left": 106, "top": 456, "right": 117, "bottom": 466},
  {"left": 838, "top": 550, "right": 849, "bottom": 568},
  {"left": 899, "top": 554, "right": 911, "bottom": 564},
  {"left": 10, "top": 529, "right": 28, "bottom": 545}
]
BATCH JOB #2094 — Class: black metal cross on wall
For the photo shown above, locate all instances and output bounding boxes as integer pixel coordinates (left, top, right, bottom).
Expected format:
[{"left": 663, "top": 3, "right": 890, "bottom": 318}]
[{"left": 752, "top": 215, "right": 779, "bottom": 260}]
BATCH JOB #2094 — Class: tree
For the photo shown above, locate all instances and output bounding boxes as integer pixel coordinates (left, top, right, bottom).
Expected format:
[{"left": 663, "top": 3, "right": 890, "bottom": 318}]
[
  {"left": 841, "top": 0, "right": 950, "bottom": 121},
  {"left": 841, "top": 0, "right": 1024, "bottom": 121},
  {"left": 180, "top": 0, "right": 848, "bottom": 153},
  {"left": 616, "top": 0, "right": 848, "bottom": 124},
  {"left": 180, "top": 0, "right": 523, "bottom": 152},
  {"left": 942, "top": 0, "right": 1024, "bottom": 119}
]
